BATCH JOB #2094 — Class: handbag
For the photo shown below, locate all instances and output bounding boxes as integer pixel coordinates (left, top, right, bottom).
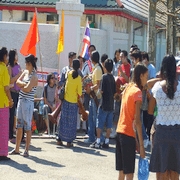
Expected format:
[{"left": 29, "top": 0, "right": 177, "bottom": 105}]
[
  {"left": 59, "top": 84, "right": 65, "bottom": 100},
  {"left": 59, "top": 71, "right": 69, "bottom": 101}
]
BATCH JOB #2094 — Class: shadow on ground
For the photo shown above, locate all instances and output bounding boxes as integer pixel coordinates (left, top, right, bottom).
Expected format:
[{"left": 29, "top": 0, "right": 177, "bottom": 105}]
[
  {"left": 0, "top": 159, "right": 37, "bottom": 173},
  {"left": 28, "top": 155, "right": 65, "bottom": 168}
]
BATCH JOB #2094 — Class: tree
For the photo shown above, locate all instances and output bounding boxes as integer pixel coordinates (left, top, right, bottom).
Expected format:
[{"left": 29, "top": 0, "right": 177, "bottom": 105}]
[
  {"left": 147, "top": 0, "right": 159, "bottom": 65},
  {"left": 148, "top": 0, "right": 180, "bottom": 65}
]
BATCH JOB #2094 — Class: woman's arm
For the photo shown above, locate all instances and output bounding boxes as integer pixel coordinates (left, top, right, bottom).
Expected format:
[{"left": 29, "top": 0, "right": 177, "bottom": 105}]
[
  {"left": 4, "top": 86, "right": 13, "bottom": 108},
  {"left": 8, "top": 66, "right": 22, "bottom": 84},
  {"left": 148, "top": 95, "right": 156, "bottom": 115},
  {"left": 16, "top": 70, "right": 27, "bottom": 88},
  {"left": 147, "top": 78, "right": 161, "bottom": 89},
  {"left": 135, "top": 100, "right": 145, "bottom": 158},
  {"left": 21, "top": 75, "right": 38, "bottom": 93}
]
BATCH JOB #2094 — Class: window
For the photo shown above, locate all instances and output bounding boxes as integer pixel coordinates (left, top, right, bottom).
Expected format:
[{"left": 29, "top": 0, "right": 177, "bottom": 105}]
[
  {"left": 86, "top": 14, "right": 95, "bottom": 28},
  {"left": 47, "top": 13, "right": 58, "bottom": 23}
]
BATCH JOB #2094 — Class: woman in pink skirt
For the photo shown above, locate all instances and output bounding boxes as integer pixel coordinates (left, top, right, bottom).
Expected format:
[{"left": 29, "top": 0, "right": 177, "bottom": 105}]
[{"left": 0, "top": 47, "right": 14, "bottom": 161}]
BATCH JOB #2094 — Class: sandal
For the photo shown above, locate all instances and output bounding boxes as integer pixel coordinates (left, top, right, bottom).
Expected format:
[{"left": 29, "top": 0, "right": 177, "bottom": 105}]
[
  {"left": 23, "top": 151, "right": 29, "bottom": 157},
  {"left": 9, "top": 149, "right": 20, "bottom": 155},
  {"left": 66, "top": 143, "right": 73, "bottom": 148},
  {"left": 56, "top": 141, "right": 63, "bottom": 146},
  {"left": 10, "top": 138, "right": 16, "bottom": 144}
]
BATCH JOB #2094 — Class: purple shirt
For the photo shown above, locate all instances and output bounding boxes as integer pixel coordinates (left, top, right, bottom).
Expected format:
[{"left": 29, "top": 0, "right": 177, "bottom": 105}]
[{"left": 11, "top": 64, "right": 21, "bottom": 92}]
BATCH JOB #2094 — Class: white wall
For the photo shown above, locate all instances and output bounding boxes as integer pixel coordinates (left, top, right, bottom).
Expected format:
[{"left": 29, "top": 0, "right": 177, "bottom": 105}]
[
  {"left": 80, "top": 27, "right": 107, "bottom": 56},
  {"left": 0, "top": 19, "right": 166, "bottom": 73},
  {"left": 2, "top": 10, "right": 25, "bottom": 22},
  {"left": 0, "top": 22, "right": 107, "bottom": 71}
]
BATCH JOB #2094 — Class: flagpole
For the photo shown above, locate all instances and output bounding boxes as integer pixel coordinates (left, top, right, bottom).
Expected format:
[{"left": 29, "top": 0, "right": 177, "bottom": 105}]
[{"left": 77, "top": 17, "right": 88, "bottom": 57}]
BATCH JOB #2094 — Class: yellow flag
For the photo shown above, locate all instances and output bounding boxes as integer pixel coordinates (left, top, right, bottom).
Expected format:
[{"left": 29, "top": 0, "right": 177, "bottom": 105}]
[{"left": 56, "top": 10, "right": 64, "bottom": 54}]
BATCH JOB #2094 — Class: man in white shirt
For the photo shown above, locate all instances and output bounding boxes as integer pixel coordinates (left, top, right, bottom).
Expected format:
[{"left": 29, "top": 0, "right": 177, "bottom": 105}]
[{"left": 81, "top": 45, "right": 96, "bottom": 76}]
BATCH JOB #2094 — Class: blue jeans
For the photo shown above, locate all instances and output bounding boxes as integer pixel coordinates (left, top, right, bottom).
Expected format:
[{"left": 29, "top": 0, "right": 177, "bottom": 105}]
[
  {"left": 88, "top": 98, "right": 97, "bottom": 142},
  {"left": 16, "top": 98, "right": 34, "bottom": 131},
  {"left": 141, "top": 110, "right": 148, "bottom": 140},
  {"left": 96, "top": 107, "right": 113, "bottom": 129}
]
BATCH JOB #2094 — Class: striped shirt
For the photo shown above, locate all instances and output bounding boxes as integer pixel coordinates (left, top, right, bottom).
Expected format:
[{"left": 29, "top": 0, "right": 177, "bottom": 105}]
[{"left": 19, "top": 70, "right": 37, "bottom": 102}]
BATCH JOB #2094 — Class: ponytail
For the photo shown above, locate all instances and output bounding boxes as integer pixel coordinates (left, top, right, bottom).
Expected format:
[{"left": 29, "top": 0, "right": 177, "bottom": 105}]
[
  {"left": 161, "top": 55, "right": 176, "bottom": 99},
  {"left": 32, "top": 60, "right": 37, "bottom": 71},
  {"left": 98, "top": 62, "right": 104, "bottom": 74},
  {"left": 166, "top": 72, "right": 176, "bottom": 99},
  {"left": 72, "top": 70, "right": 78, "bottom": 79}
]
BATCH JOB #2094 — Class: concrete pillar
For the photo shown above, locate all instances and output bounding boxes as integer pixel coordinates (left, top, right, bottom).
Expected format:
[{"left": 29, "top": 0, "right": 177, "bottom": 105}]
[
  {"left": 128, "top": 20, "right": 134, "bottom": 49},
  {"left": 56, "top": 0, "right": 84, "bottom": 70},
  {"left": 143, "top": 25, "right": 147, "bottom": 51},
  {"left": 101, "top": 15, "right": 114, "bottom": 58}
]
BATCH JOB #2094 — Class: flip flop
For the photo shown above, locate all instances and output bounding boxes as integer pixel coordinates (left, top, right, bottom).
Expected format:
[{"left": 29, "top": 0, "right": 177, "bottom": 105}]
[
  {"left": 23, "top": 151, "right": 29, "bottom": 157},
  {"left": 10, "top": 138, "right": 16, "bottom": 144},
  {"left": 9, "top": 149, "right": 20, "bottom": 155}
]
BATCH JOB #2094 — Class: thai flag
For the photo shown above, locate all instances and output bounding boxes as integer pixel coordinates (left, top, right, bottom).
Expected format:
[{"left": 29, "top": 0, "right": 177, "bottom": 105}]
[{"left": 80, "top": 19, "right": 90, "bottom": 60}]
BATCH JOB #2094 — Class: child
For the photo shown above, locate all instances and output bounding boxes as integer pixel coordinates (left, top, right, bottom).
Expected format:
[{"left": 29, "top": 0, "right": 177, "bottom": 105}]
[
  {"left": 116, "top": 63, "right": 147, "bottom": 180},
  {"left": 90, "top": 59, "right": 116, "bottom": 148}
]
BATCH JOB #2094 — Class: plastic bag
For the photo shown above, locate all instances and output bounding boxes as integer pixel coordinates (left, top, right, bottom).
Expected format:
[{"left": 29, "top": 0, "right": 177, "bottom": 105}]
[{"left": 138, "top": 157, "right": 149, "bottom": 180}]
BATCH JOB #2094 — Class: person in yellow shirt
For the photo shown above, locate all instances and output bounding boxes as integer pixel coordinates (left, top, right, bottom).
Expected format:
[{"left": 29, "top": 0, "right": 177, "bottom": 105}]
[
  {"left": 0, "top": 47, "right": 14, "bottom": 161},
  {"left": 84, "top": 51, "right": 104, "bottom": 144},
  {"left": 57, "top": 59, "right": 82, "bottom": 147}
]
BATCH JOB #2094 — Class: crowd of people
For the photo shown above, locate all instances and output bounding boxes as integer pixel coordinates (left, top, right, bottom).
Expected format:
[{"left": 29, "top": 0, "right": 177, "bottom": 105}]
[{"left": 0, "top": 43, "right": 180, "bottom": 180}]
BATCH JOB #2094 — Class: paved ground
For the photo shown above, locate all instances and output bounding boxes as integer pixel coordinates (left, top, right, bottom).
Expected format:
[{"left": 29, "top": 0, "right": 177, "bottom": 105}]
[{"left": 0, "top": 133, "right": 156, "bottom": 180}]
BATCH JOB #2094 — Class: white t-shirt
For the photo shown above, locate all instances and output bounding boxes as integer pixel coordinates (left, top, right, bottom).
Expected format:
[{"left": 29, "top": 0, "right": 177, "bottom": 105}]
[
  {"left": 81, "top": 60, "right": 94, "bottom": 76},
  {"left": 152, "top": 81, "right": 180, "bottom": 125}
]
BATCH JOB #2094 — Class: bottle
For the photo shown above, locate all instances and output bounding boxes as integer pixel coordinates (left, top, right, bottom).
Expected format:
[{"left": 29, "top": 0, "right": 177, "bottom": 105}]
[
  {"left": 154, "top": 106, "right": 158, "bottom": 117},
  {"left": 39, "top": 100, "right": 44, "bottom": 115}
]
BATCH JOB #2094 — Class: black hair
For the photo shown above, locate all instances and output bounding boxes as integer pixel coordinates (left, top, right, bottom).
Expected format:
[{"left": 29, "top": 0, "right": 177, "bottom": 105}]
[
  {"left": 25, "top": 54, "right": 37, "bottom": 71},
  {"left": 72, "top": 59, "right": 80, "bottom": 79},
  {"left": 47, "top": 73, "right": 54, "bottom": 85},
  {"left": 68, "top": 52, "right": 76, "bottom": 59},
  {"left": 130, "top": 44, "right": 138, "bottom": 48},
  {"left": 160, "top": 55, "right": 176, "bottom": 99},
  {"left": 101, "top": 54, "right": 108, "bottom": 63},
  {"left": 132, "top": 63, "right": 148, "bottom": 90},
  {"left": 105, "top": 59, "right": 113, "bottom": 73},
  {"left": 0, "top": 47, "right": 8, "bottom": 62},
  {"left": 129, "top": 47, "right": 139, "bottom": 55},
  {"left": 141, "top": 51, "right": 149, "bottom": 61},
  {"left": 88, "top": 45, "right": 96, "bottom": 51},
  {"left": 127, "top": 59, "right": 131, "bottom": 65},
  {"left": 91, "top": 51, "right": 104, "bottom": 74},
  {"left": 9, "top": 49, "right": 17, "bottom": 67},
  {"left": 78, "top": 55, "right": 86, "bottom": 63},
  {"left": 121, "top": 50, "right": 128, "bottom": 57},
  {"left": 131, "top": 49, "right": 142, "bottom": 62},
  {"left": 113, "top": 49, "right": 121, "bottom": 63}
]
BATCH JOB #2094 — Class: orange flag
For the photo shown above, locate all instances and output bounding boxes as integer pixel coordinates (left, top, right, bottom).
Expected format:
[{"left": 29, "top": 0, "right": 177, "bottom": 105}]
[{"left": 20, "top": 11, "right": 40, "bottom": 56}]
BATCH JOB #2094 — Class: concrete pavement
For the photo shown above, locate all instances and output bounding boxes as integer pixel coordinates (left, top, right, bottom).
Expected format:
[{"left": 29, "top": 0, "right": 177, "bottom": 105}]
[{"left": 0, "top": 134, "right": 156, "bottom": 180}]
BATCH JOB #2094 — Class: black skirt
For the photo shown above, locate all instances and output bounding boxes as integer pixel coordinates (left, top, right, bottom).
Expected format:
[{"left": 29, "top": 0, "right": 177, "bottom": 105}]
[{"left": 150, "top": 125, "right": 180, "bottom": 173}]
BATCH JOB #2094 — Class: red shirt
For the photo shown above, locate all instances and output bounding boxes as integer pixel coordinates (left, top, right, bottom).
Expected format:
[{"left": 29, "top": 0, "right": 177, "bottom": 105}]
[{"left": 118, "top": 63, "right": 130, "bottom": 85}]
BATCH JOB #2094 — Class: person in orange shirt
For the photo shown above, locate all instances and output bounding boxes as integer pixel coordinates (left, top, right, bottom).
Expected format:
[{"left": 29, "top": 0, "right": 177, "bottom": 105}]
[{"left": 116, "top": 63, "right": 148, "bottom": 180}]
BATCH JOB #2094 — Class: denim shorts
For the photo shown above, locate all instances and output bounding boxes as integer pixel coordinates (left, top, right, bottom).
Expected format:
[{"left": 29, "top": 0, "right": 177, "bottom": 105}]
[
  {"left": 16, "top": 98, "right": 34, "bottom": 131},
  {"left": 42, "top": 104, "right": 51, "bottom": 119},
  {"left": 96, "top": 107, "right": 113, "bottom": 129}
]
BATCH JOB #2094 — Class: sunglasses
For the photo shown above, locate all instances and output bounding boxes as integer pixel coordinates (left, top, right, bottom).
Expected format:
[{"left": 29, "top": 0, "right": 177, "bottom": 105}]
[{"left": 51, "top": 77, "right": 55, "bottom": 79}]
